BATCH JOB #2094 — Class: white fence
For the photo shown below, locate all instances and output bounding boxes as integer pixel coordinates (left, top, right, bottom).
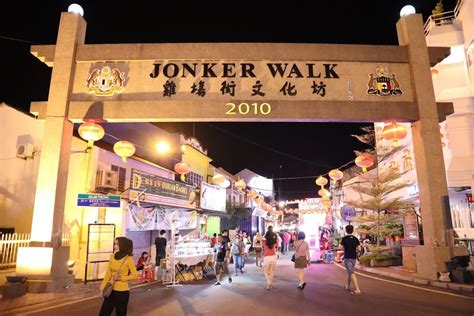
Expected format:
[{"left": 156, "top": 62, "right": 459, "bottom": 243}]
[
  {"left": 0, "top": 233, "right": 70, "bottom": 269},
  {"left": 0, "top": 233, "right": 30, "bottom": 269},
  {"left": 424, "top": 0, "right": 464, "bottom": 36}
]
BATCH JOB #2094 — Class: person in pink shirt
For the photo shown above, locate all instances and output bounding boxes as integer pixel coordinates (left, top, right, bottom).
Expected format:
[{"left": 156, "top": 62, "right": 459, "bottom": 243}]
[
  {"left": 283, "top": 231, "right": 291, "bottom": 255},
  {"left": 262, "top": 226, "right": 278, "bottom": 290}
]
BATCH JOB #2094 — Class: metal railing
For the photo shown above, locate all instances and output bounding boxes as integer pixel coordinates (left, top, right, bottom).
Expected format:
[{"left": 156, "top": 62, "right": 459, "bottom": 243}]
[
  {"left": 0, "top": 233, "right": 30, "bottom": 269},
  {"left": 0, "top": 233, "right": 71, "bottom": 269},
  {"left": 424, "top": 0, "right": 464, "bottom": 36}
]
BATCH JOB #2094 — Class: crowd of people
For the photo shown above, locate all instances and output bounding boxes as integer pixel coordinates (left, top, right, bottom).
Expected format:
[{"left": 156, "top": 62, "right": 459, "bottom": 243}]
[
  {"left": 211, "top": 226, "right": 311, "bottom": 291},
  {"left": 97, "top": 225, "right": 362, "bottom": 315}
]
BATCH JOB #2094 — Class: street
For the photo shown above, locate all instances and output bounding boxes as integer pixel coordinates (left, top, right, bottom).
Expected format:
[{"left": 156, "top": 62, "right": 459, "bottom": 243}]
[{"left": 16, "top": 255, "right": 474, "bottom": 316}]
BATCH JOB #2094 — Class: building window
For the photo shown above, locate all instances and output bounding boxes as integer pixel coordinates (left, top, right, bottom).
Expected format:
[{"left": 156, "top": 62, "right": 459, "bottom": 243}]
[
  {"left": 185, "top": 172, "right": 203, "bottom": 187},
  {"left": 111, "top": 165, "right": 126, "bottom": 192}
]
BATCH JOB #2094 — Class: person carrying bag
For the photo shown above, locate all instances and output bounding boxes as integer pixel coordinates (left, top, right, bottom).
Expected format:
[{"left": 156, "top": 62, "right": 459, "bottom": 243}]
[
  {"left": 100, "top": 237, "right": 138, "bottom": 316},
  {"left": 102, "top": 256, "right": 127, "bottom": 298},
  {"left": 291, "top": 241, "right": 302, "bottom": 262},
  {"left": 293, "top": 231, "right": 310, "bottom": 290}
]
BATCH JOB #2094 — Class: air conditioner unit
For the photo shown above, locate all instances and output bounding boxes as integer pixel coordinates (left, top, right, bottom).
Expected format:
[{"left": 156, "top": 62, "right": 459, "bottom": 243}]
[
  {"left": 95, "top": 169, "right": 119, "bottom": 191},
  {"left": 16, "top": 143, "right": 35, "bottom": 159}
]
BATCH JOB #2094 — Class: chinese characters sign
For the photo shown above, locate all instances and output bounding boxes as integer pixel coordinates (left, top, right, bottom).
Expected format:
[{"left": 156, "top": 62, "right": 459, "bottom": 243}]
[
  {"left": 77, "top": 61, "right": 413, "bottom": 102},
  {"left": 129, "top": 168, "right": 196, "bottom": 208}
]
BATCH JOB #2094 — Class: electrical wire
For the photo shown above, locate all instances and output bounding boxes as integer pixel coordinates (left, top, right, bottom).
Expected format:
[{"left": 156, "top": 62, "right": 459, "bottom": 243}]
[
  {"left": 0, "top": 35, "right": 41, "bottom": 45},
  {"left": 204, "top": 123, "right": 332, "bottom": 168}
]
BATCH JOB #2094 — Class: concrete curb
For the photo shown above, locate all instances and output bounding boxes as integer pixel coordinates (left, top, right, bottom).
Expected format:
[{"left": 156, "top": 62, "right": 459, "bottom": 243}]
[
  {"left": 356, "top": 265, "right": 474, "bottom": 293},
  {"left": 0, "top": 280, "right": 158, "bottom": 314}
]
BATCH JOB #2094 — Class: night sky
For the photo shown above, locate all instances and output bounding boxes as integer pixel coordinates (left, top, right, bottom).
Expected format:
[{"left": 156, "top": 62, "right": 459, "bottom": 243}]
[{"left": 0, "top": 0, "right": 457, "bottom": 201}]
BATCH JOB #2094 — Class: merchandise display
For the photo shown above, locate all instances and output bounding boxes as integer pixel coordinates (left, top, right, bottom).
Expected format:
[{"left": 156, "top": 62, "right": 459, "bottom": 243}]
[{"left": 174, "top": 240, "right": 213, "bottom": 256}]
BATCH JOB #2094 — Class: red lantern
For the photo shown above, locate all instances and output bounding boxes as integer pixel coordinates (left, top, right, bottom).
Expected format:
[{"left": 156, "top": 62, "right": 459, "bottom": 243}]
[
  {"left": 247, "top": 191, "right": 257, "bottom": 199},
  {"left": 355, "top": 153, "right": 374, "bottom": 173},
  {"left": 381, "top": 123, "right": 407, "bottom": 146},
  {"left": 174, "top": 162, "right": 191, "bottom": 181}
]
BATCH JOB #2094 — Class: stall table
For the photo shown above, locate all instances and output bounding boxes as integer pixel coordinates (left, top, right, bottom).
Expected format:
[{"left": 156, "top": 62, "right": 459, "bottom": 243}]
[{"left": 174, "top": 253, "right": 211, "bottom": 281}]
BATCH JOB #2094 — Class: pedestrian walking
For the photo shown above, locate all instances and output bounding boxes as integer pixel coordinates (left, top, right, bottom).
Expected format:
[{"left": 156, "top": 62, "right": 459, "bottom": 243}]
[
  {"left": 154, "top": 230, "right": 167, "bottom": 280},
  {"left": 293, "top": 231, "right": 310, "bottom": 290},
  {"left": 231, "top": 235, "right": 245, "bottom": 275},
  {"left": 99, "top": 237, "right": 137, "bottom": 316},
  {"left": 262, "top": 226, "right": 278, "bottom": 290},
  {"left": 253, "top": 231, "right": 263, "bottom": 267},
  {"left": 283, "top": 231, "right": 290, "bottom": 255},
  {"left": 340, "top": 225, "right": 362, "bottom": 295},
  {"left": 241, "top": 231, "right": 251, "bottom": 271},
  {"left": 290, "top": 231, "right": 296, "bottom": 250},
  {"left": 276, "top": 232, "right": 282, "bottom": 258},
  {"left": 214, "top": 234, "right": 233, "bottom": 285},
  {"left": 211, "top": 233, "right": 217, "bottom": 248}
]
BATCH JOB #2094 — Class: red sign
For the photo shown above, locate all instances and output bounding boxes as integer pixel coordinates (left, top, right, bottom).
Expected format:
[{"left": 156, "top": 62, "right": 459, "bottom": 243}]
[{"left": 467, "top": 193, "right": 473, "bottom": 204}]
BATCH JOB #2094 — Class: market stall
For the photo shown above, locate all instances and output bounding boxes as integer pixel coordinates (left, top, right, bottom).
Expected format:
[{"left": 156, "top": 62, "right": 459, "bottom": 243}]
[{"left": 173, "top": 239, "right": 214, "bottom": 281}]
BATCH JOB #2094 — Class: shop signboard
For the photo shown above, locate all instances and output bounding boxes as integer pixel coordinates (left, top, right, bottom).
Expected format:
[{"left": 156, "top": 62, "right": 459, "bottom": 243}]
[
  {"left": 200, "top": 182, "right": 226, "bottom": 212},
  {"left": 129, "top": 168, "right": 196, "bottom": 208},
  {"left": 77, "top": 194, "right": 121, "bottom": 208}
]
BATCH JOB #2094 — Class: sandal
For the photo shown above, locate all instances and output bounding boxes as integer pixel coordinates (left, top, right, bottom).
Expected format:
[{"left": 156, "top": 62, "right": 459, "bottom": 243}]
[{"left": 350, "top": 290, "right": 362, "bottom": 295}]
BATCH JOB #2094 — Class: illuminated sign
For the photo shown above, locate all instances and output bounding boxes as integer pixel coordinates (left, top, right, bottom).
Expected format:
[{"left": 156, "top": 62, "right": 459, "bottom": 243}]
[
  {"left": 130, "top": 169, "right": 196, "bottom": 208},
  {"left": 200, "top": 182, "right": 226, "bottom": 212}
]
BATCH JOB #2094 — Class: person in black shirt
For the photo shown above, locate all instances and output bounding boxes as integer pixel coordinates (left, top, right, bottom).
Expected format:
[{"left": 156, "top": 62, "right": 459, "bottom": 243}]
[
  {"left": 340, "top": 225, "right": 362, "bottom": 295},
  {"left": 213, "top": 234, "right": 232, "bottom": 285},
  {"left": 154, "top": 230, "right": 167, "bottom": 281}
]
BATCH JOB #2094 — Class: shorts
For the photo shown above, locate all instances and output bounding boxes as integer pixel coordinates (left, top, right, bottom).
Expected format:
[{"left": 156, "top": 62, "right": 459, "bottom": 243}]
[
  {"left": 215, "top": 261, "right": 229, "bottom": 275},
  {"left": 344, "top": 259, "right": 356, "bottom": 276}
]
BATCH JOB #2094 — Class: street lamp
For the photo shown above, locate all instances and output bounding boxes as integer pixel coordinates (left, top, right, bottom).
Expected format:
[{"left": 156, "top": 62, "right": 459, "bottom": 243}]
[
  {"left": 156, "top": 141, "right": 171, "bottom": 154},
  {"left": 400, "top": 5, "right": 416, "bottom": 17},
  {"left": 78, "top": 122, "right": 104, "bottom": 147},
  {"left": 67, "top": 3, "right": 84, "bottom": 16}
]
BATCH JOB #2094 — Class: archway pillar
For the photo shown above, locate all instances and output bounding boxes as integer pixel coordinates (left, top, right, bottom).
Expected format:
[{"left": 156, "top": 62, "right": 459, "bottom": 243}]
[
  {"left": 16, "top": 12, "right": 86, "bottom": 292},
  {"left": 397, "top": 14, "right": 452, "bottom": 280}
]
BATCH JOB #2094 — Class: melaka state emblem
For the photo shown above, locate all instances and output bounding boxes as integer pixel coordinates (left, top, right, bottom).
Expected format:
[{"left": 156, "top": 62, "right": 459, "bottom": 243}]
[
  {"left": 86, "top": 66, "right": 125, "bottom": 96},
  {"left": 367, "top": 66, "right": 402, "bottom": 96}
]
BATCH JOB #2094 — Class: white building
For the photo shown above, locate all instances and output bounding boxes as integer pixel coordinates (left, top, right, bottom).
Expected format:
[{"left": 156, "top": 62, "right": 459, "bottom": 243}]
[{"left": 425, "top": 0, "right": 474, "bottom": 240}]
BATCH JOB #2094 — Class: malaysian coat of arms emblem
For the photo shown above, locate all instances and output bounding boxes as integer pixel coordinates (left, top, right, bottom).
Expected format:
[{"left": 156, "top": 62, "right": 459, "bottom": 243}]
[
  {"left": 367, "top": 67, "right": 402, "bottom": 96},
  {"left": 86, "top": 66, "right": 125, "bottom": 96}
]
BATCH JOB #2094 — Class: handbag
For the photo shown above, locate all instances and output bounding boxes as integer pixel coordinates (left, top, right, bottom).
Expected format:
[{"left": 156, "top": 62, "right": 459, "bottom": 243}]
[
  {"left": 291, "top": 242, "right": 304, "bottom": 262},
  {"left": 103, "top": 256, "right": 127, "bottom": 298}
]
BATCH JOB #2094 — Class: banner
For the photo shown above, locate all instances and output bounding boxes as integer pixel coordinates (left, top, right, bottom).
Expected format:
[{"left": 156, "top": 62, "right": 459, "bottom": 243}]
[
  {"left": 200, "top": 182, "right": 226, "bottom": 212},
  {"left": 129, "top": 168, "right": 196, "bottom": 208},
  {"left": 128, "top": 204, "right": 198, "bottom": 231}
]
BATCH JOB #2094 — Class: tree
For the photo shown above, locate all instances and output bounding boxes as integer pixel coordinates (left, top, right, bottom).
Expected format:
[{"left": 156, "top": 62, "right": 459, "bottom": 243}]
[
  {"left": 346, "top": 126, "right": 416, "bottom": 253},
  {"left": 432, "top": 0, "right": 444, "bottom": 15},
  {"left": 222, "top": 202, "right": 250, "bottom": 230}
]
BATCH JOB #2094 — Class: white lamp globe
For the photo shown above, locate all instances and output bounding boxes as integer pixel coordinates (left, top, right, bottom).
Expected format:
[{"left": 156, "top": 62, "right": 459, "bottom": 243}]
[
  {"left": 68, "top": 3, "right": 84, "bottom": 16},
  {"left": 219, "top": 179, "right": 231, "bottom": 189},
  {"left": 400, "top": 5, "right": 416, "bottom": 17}
]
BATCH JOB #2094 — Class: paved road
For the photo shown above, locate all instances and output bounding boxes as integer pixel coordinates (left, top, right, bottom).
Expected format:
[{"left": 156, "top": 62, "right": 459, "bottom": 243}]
[{"left": 19, "top": 255, "right": 474, "bottom": 316}]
